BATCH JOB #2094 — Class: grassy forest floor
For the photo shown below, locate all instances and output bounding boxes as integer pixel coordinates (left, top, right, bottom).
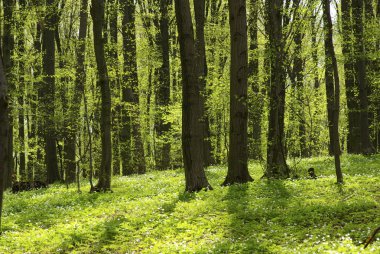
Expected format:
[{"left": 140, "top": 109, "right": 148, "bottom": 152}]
[{"left": 0, "top": 155, "right": 380, "bottom": 253}]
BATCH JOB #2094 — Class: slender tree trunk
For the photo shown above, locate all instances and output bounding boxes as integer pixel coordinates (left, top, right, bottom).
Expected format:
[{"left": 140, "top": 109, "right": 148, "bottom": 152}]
[
  {"left": 352, "top": 0, "right": 374, "bottom": 154},
  {"left": 28, "top": 15, "right": 43, "bottom": 181},
  {"left": 264, "top": 0, "right": 289, "bottom": 178},
  {"left": 342, "top": 0, "right": 361, "bottom": 154},
  {"left": 174, "top": 0, "right": 212, "bottom": 192},
  {"left": 322, "top": 0, "right": 343, "bottom": 183},
  {"left": 41, "top": 0, "right": 60, "bottom": 184},
  {"left": 91, "top": 0, "right": 112, "bottom": 191},
  {"left": 292, "top": 0, "right": 308, "bottom": 157},
  {"left": 0, "top": 52, "right": 9, "bottom": 234},
  {"left": 3, "top": 0, "right": 15, "bottom": 189},
  {"left": 155, "top": 0, "right": 172, "bottom": 170},
  {"left": 65, "top": 0, "right": 88, "bottom": 184},
  {"left": 120, "top": 0, "right": 146, "bottom": 175},
  {"left": 194, "top": 0, "right": 212, "bottom": 167},
  {"left": 222, "top": 0, "right": 253, "bottom": 185},
  {"left": 17, "top": 0, "right": 27, "bottom": 180},
  {"left": 248, "top": 0, "right": 263, "bottom": 160},
  {"left": 108, "top": 0, "right": 121, "bottom": 176}
]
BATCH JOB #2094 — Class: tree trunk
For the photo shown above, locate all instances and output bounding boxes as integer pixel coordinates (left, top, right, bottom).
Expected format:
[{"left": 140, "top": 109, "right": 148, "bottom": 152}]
[
  {"left": 154, "top": 0, "right": 172, "bottom": 170},
  {"left": 28, "top": 14, "right": 43, "bottom": 181},
  {"left": 120, "top": 0, "right": 146, "bottom": 175},
  {"left": 42, "top": 0, "right": 60, "bottom": 184},
  {"left": 264, "top": 0, "right": 289, "bottom": 179},
  {"left": 108, "top": 0, "right": 121, "bottom": 176},
  {"left": 174, "top": 0, "right": 212, "bottom": 192},
  {"left": 352, "top": 0, "right": 374, "bottom": 154},
  {"left": 65, "top": 0, "right": 88, "bottom": 184},
  {"left": 322, "top": 0, "right": 343, "bottom": 184},
  {"left": 292, "top": 0, "right": 308, "bottom": 157},
  {"left": 194, "top": 0, "right": 212, "bottom": 167},
  {"left": 0, "top": 51, "right": 9, "bottom": 234},
  {"left": 17, "top": 0, "right": 27, "bottom": 180},
  {"left": 248, "top": 0, "right": 263, "bottom": 160},
  {"left": 3, "top": 0, "right": 15, "bottom": 189},
  {"left": 222, "top": 0, "right": 253, "bottom": 185},
  {"left": 341, "top": 0, "right": 361, "bottom": 154},
  {"left": 91, "top": 0, "right": 112, "bottom": 191}
]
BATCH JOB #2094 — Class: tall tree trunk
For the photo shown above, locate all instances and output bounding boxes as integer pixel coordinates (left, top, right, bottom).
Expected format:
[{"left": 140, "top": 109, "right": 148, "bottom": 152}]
[
  {"left": 3, "top": 0, "right": 15, "bottom": 189},
  {"left": 322, "top": 0, "right": 343, "bottom": 183},
  {"left": 342, "top": 0, "right": 361, "bottom": 154},
  {"left": 91, "top": 0, "right": 112, "bottom": 191},
  {"left": 120, "top": 0, "right": 146, "bottom": 175},
  {"left": 352, "top": 0, "right": 374, "bottom": 154},
  {"left": 248, "top": 0, "right": 263, "bottom": 160},
  {"left": 109, "top": 0, "right": 121, "bottom": 176},
  {"left": 222, "top": 0, "right": 253, "bottom": 185},
  {"left": 0, "top": 51, "right": 9, "bottom": 233},
  {"left": 194, "top": 0, "right": 212, "bottom": 167},
  {"left": 154, "top": 0, "right": 172, "bottom": 170},
  {"left": 29, "top": 13, "right": 43, "bottom": 181},
  {"left": 174, "top": 0, "right": 212, "bottom": 192},
  {"left": 17, "top": 0, "right": 27, "bottom": 180},
  {"left": 42, "top": 0, "right": 60, "bottom": 184},
  {"left": 65, "top": 0, "right": 88, "bottom": 184},
  {"left": 264, "top": 0, "right": 289, "bottom": 178},
  {"left": 292, "top": 0, "right": 308, "bottom": 157}
]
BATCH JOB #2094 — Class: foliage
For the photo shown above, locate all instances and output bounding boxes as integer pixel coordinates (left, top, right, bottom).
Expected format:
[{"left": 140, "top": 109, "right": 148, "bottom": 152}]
[{"left": 1, "top": 154, "right": 379, "bottom": 253}]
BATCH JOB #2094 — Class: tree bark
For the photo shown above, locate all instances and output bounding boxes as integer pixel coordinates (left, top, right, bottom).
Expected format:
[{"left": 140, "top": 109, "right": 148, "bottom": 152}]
[
  {"left": 65, "top": 0, "right": 88, "bottom": 184},
  {"left": 264, "top": 0, "right": 289, "bottom": 178},
  {"left": 194, "top": 0, "right": 212, "bottom": 167},
  {"left": 352, "top": 0, "right": 374, "bottom": 154},
  {"left": 174, "top": 0, "right": 212, "bottom": 192},
  {"left": 322, "top": 0, "right": 343, "bottom": 184},
  {"left": 248, "top": 0, "right": 263, "bottom": 160},
  {"left": 17, "top": 0, "right": 27, "bottom": 180},
  {"left": 41, "top": 0, "right": 60, "bottom": 184},
  {"left": 0, "top": 46, "right": 10, "bottom": 234},
  {"left": 120, "top": 0, "right": 146, "bottom": 175},
  {"left": 154, "top": 0, "right": 172, "bottom": 170},
  {"left": 91, "top": 0, "right": 112, "bottom": 191},
  {"left": 222, "top": 0, "right": 253, "bottom": 185},
  {"left": 3, "top": 0, "right": 15, "bottom": 189},
  {"left": 342, "top": 0, "right": 361, "bottom": 154}
]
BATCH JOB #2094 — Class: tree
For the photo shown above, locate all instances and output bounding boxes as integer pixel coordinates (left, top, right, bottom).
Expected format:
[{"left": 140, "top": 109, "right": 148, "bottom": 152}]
[
  {"left": 174, "top": 0, "right": 212, "bottom": 192},
  {"left": 264, "top": 0, "right": 289, "bottom": 178},
  {"left": 322, "top": 0, "right": 343, "bottom": 183},
  {"left": 194, "top": 0, "right": 212, "bottom": 167},
  {"left": 0, "top": 51, "right": 10, "bottom": 234},
  {"left": 120, "top": 0, "right": 146, "bottom": 175},
  {"left": 352, "top": 0, "right": 374, "bottom": 154},
  {"left": 222, "top": 0, "right": 253, "bottom": 185},
  {"left": 91, "top": 0, "right": 112, "bottom": 191},
  {"left": 342, "top": 0, "right": 361, "bottom": 154},
  {"left": 65, "top": 0, "right": 89, "bottom": 183},
  {"left": 41, "top": 0, "right": 60, "bottom": 183},
  {"left": 17, "top": 0, "right": 27, "bottom": 180},
  {"left": 155, "top": 0, "right": 172, "bottom": 170},
  {"left": 248, "top": 0, "right": 263, "bottom": 160},
  {"left": 3, "top": 0, "right": 15, "bottom": 189}
]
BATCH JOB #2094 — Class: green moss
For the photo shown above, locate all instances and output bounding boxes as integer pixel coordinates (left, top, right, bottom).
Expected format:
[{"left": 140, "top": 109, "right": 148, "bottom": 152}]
[{"left": 1, "top": 154, "right": 380, "bottom": 253}]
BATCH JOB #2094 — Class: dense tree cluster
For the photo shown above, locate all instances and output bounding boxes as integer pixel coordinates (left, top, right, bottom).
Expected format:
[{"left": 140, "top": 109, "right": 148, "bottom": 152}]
[{"left": 0, "top": 0, "right": 379, "bottom": 228}]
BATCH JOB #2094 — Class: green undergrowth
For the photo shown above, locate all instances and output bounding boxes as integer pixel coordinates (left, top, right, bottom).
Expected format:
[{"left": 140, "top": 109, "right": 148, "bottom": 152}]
[{"left": 1, "top": 154, "right": 380, "bottom": 253}]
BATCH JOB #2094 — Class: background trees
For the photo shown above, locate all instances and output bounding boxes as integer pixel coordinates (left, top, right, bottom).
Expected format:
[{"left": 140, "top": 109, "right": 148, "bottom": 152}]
[{"left": 1, "top": 0, "right": 379, "bottom": 191}]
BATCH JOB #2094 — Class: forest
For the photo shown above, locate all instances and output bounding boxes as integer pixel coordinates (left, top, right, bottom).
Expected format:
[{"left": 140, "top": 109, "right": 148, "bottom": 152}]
[{"left": 0, "top": 0, "right": 379, "bottom": 252}]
